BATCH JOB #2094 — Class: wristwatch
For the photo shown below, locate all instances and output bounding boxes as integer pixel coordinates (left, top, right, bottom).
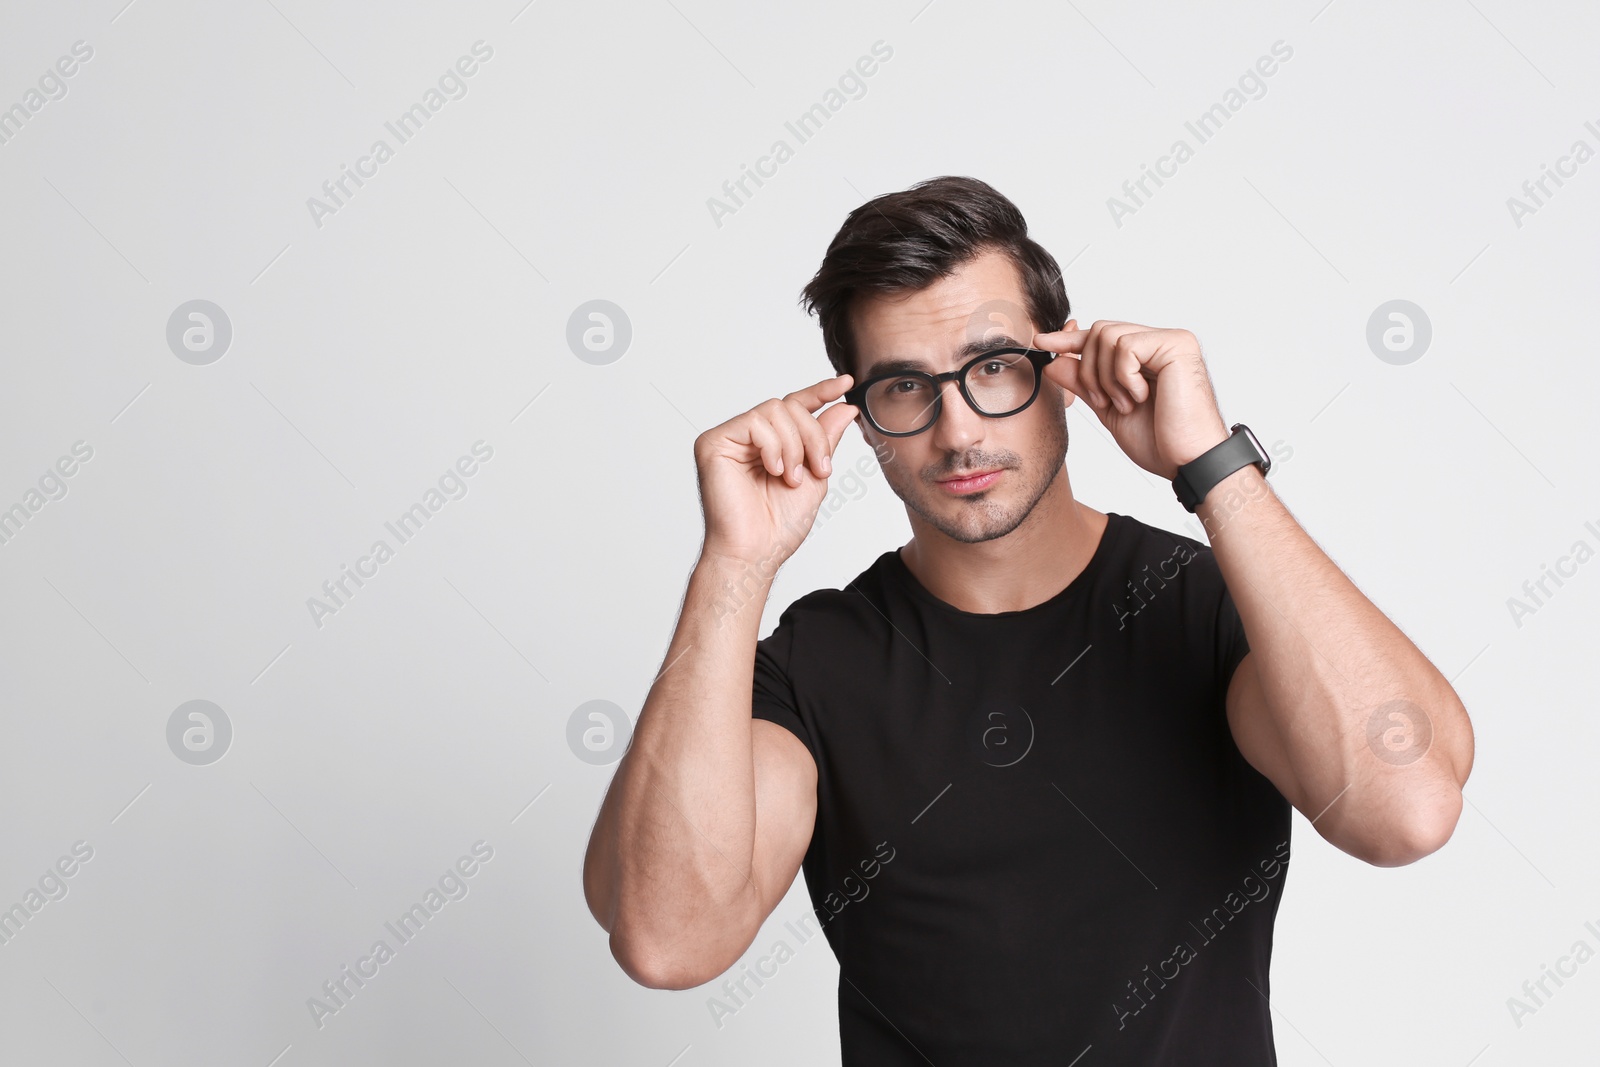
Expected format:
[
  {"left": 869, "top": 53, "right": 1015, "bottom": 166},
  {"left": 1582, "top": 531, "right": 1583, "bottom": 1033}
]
[{"left": 1172, "top": 423, "right": 1270, "bottom": 513}]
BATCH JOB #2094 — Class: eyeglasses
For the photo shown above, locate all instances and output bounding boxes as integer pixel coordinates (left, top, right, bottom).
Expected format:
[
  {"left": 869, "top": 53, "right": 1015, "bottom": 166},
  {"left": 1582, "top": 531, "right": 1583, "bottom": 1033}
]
[{"left": 843, "top": 346, "right": 1060, "bottom": 437}]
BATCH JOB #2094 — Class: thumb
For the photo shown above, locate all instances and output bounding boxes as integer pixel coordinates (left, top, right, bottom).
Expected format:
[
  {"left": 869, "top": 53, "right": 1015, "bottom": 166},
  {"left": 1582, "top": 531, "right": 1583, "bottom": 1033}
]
[
  {"left": 818, "top": 399, "right": 860, "bottom": 454},
  {"left": 1044, "top": 349, "right": 1089, "bottom": 401}
]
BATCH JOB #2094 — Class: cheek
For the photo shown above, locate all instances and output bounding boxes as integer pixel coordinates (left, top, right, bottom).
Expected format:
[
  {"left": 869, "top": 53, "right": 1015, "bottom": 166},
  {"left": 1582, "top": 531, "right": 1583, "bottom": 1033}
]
[
  {"left": 1015, "top": 412, "right": 1064, "bottom": 466},
  {"left": 879, "top": 449, "right": 920, "bottom": 489}
]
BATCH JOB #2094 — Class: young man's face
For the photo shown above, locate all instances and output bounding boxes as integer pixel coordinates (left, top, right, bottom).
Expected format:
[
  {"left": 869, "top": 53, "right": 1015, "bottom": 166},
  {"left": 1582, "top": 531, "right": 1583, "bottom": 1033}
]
[{"left": 847, "top": 248, "right": 1073, "bottom": 545}]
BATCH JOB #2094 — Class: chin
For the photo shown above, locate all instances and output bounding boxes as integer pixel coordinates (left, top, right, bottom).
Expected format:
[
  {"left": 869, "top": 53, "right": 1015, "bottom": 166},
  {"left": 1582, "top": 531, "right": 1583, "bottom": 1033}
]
[{"left": 930, "top": 504, "right": 1023, "bottom": 544}]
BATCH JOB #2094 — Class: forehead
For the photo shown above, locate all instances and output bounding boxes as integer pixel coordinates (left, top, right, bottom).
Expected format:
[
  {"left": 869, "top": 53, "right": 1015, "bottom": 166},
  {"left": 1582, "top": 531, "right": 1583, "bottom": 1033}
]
[{"left": 849, "top": 248, "right": 1036, "bottom": 379}]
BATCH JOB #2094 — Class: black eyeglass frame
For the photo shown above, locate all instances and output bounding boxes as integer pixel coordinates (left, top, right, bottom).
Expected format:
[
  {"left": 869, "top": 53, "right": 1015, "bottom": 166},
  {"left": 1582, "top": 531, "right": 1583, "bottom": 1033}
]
[{"left": 842, "top": 346, "right": 1061, "bottom": 438}]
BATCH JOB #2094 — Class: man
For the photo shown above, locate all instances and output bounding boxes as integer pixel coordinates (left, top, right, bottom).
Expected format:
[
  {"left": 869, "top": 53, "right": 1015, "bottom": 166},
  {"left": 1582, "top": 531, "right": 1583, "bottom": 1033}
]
[{"left": 582, "top": 175, "right": 1474, "bottom": 1064}]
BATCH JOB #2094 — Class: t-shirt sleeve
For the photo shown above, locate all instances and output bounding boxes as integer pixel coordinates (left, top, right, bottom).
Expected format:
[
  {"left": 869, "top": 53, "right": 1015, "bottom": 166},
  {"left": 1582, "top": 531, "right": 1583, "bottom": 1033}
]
[{"left": 751, "top": 605, "right": 819, "bottom": 763}]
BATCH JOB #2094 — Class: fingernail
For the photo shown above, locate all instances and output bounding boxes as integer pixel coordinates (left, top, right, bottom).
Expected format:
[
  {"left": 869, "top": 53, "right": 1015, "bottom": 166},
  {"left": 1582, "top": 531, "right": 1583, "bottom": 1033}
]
[{"left": 822, "top": 456, "right": 832, "bottom": 474}]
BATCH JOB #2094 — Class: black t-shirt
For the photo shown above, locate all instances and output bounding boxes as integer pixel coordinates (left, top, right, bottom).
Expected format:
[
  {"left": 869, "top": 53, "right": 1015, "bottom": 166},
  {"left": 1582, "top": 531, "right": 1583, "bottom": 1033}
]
[{"left": 751, "top": 510, "right": 1291, "bottom": 1066}]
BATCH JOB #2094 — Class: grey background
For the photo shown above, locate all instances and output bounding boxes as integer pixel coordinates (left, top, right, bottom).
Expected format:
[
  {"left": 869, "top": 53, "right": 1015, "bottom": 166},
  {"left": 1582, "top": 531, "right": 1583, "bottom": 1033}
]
[{"left": 1, "top": 0, "right": 1595, "bottom": 1063}]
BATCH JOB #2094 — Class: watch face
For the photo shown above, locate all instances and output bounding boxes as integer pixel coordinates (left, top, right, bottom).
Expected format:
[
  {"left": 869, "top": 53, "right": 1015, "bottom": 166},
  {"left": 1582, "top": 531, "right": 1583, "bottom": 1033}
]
[{"left": 1233, "top": 423, "right": 1270, "bottom": 475}]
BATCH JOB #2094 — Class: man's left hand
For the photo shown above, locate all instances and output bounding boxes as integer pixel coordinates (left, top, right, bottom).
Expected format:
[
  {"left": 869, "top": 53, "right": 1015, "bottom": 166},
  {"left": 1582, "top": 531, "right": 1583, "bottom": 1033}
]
[{"left": 1034, "top": 318, "right": 1232, "bottom": 480}]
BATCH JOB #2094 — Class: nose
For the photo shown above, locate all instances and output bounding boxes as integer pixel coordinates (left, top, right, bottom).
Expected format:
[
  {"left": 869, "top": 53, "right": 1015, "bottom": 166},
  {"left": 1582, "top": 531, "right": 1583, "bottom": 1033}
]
[{"left": 927, "top": 377, "right": 986, "bottom": 453}]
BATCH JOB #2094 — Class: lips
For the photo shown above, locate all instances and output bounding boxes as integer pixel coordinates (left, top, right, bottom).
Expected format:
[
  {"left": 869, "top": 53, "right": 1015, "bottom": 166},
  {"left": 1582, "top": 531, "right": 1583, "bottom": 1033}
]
[{"left": 937, "top": 469, "right": 1003, "bottom": 493}]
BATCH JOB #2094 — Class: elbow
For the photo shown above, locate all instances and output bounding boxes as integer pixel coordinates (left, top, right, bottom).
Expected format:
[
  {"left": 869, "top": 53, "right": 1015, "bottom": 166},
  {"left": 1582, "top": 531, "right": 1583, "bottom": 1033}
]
[
  {"left": 610, "top": 928, "right": 721, "bottom": 991},
  {"left": 608, "top": 894, "right": 757, "bottom": 990},
  {"left": 1350, "top": 788, "right": 1464, "bottom": 868}
]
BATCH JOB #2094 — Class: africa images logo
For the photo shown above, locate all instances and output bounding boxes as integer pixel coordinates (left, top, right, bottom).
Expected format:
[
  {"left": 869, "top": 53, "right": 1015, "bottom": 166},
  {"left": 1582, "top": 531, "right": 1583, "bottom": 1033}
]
[
  {"left": 1112, "top": 839, "right": 1290, "bottom": 1031},
  {"left": 971, "top": 702, "right": 1035, "bottom": 767}
]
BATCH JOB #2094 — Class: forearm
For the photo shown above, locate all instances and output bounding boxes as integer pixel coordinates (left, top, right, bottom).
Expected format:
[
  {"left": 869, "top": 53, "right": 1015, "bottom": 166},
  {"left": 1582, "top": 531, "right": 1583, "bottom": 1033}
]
[
  {"left": 584, "top": 552, "right": 773, "bottom": 980},
  {"left": 1197, "top": 466, "right": 1474, "bottom": 863}
]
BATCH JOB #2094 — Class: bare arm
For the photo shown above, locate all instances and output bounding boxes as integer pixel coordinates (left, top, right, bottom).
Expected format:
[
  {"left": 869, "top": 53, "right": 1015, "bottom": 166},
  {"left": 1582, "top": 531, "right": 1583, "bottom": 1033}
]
[
  {"left": 582, "top": 555, "right": 817, "bottom": 988},
  {"left": 582, "top": 373, "right": 859, "bottom": 989},
  {"left": 1206, "top": 464, "right": 1474, "bottom": 867},
  {"left": 1031, "top": 317, "right": 1473, "bottom": 869}
]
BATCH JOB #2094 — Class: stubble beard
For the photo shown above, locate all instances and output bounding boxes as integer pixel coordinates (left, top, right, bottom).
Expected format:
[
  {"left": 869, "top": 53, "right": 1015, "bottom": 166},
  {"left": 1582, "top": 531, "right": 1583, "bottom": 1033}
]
[{"left": 886, "top": 402, "right": 1070, "bottom": 546}]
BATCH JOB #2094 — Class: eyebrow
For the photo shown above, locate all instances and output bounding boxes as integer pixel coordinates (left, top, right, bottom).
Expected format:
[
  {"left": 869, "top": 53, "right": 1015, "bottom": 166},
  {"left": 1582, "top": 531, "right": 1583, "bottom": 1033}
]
[{"left": 861, "top": 335, "right": 1026, "bottom": 380}]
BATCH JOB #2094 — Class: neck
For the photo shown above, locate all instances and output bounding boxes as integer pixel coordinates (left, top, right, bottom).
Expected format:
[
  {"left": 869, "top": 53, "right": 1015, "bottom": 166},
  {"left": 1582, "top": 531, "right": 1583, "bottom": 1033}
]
[{"left": 899, "top": 465, "right": 1107, "bottom": 615}]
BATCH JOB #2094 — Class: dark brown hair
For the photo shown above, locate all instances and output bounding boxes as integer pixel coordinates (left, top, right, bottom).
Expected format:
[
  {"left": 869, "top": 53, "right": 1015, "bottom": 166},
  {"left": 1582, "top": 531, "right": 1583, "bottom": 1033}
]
[{"left": 798, "top": 175, "right": 1071, "bottom": 380}]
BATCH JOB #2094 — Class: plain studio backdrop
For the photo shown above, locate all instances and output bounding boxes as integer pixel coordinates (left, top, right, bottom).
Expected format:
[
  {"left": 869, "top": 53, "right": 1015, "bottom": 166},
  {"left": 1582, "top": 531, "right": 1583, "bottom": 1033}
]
[{"left": 1, "top": 0, "right": 1595, "bottom": 1063}]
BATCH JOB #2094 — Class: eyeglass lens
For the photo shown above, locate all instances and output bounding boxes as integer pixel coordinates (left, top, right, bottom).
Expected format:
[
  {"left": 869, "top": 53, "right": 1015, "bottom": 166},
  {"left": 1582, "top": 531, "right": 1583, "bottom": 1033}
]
[{"left": 864, "top": 351, "right": 1037, "bottom": 434}]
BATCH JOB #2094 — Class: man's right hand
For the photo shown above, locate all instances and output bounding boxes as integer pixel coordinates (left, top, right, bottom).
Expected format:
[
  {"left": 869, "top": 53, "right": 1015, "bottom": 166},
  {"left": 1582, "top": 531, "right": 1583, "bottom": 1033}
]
[{"left": 694, "top": 373, "right": 860, "bottom": 569}]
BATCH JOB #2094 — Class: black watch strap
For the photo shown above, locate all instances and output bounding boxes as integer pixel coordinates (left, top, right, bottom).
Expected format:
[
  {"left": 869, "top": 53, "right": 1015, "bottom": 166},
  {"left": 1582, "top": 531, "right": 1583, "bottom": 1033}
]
[{"left": 1172, "top": 423, "right": 1270, "bottom": 513}]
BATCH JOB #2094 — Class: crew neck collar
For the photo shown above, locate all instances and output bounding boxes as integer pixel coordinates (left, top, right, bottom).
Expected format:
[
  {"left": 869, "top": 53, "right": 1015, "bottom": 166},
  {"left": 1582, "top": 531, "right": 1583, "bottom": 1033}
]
[{"left": 886, "top": 512, "right": 1122, "bottom": 620}]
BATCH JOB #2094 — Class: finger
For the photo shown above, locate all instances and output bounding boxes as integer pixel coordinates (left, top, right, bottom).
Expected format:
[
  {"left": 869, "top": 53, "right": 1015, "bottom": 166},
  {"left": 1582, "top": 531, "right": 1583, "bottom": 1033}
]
[
  {"left": 1041, "top": 345, "right": 1083, "bottom": 396},
  {"left": 1034, "top": 316, "right": 1079, "bottom": 337},
  {"left": 745, "top": 413, "right": 789, "bottom": 480},
  {"left": 817, "top": 398, "right": 860, "bottom": 454},
  {"left": 1099, "top": 327, "right": 1141, "bottom": 413},
  {"left": 758, "top": 400, "right": 808, "bottom": 486},
  {"left": 1089, "top": 322, "right": 1139, "bottom": 412},
  {"left": 1036, "top": 318, "right": 1088, "bottom": 403},
  {"left": 782, "top": 396, "right": 834, "bottom": 479},
  {"left": 783, "top": 373, "right": 855, "bottom": 414},
  {"left": 1031, "top": 326, "right": 1089, "bottom": 352},
  {"left": 1078, "top": 321, "right": 1112, "bottom": 410},
  {"left": 1117, "top": 331, "right": 1158, "bottom": 406}
]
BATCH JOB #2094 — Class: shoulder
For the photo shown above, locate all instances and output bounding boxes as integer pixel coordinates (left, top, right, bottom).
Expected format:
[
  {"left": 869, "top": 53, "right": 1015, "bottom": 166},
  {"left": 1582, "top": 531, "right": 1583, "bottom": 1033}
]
[
  {"left": 1106, "top": 513, "right": 1250, "bottom": 712},
  {"left": 1104, "top": 511, "right": 1233, "bottom": 634},
  {"left": 1113, "top": 509, "right": 1207, "bottom": 556},
  {"left": 1112, "top": 511, "right": 1223, "bottom": 584},
  {"left": 758, "top": 551, "right": 900, "bottom": 656}
]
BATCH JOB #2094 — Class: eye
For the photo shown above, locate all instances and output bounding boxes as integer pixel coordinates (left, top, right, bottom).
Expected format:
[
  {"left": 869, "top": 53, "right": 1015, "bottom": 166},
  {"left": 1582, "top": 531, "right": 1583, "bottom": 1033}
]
[{"left": 888, "top": 378, "right": 926, "bottom": 394}]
